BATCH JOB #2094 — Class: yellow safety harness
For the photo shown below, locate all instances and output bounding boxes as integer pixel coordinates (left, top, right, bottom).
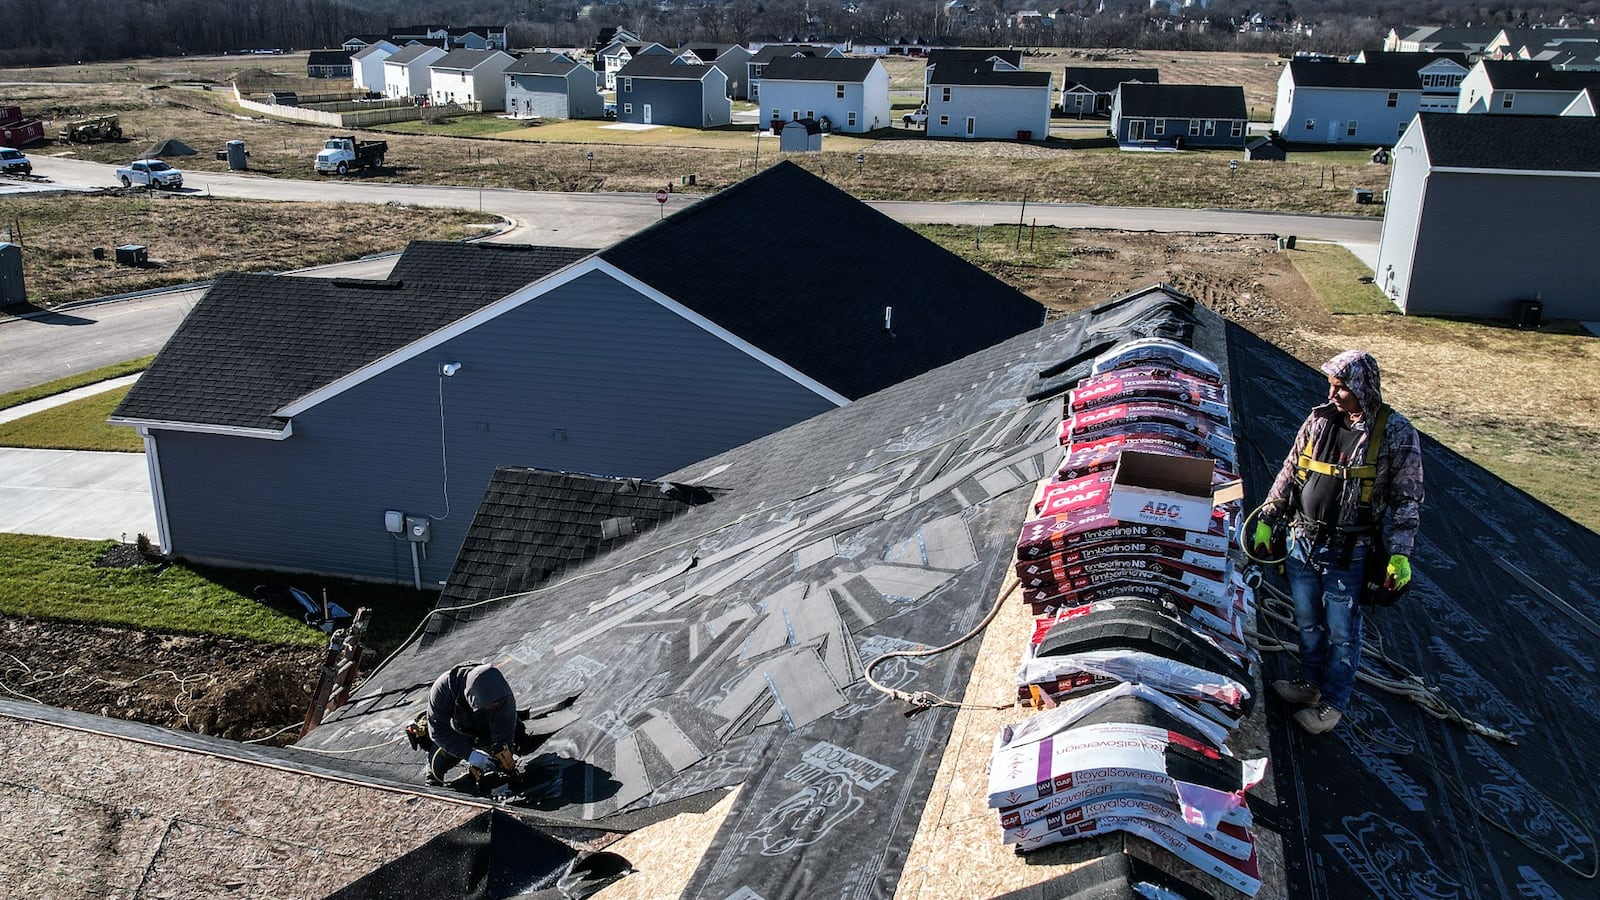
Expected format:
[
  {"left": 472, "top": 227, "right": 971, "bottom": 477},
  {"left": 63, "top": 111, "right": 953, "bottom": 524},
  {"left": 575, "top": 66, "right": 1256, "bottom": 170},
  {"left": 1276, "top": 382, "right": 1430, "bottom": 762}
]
[{"left": 1294, "top": 404, "right": 1390, "bottom": 505}]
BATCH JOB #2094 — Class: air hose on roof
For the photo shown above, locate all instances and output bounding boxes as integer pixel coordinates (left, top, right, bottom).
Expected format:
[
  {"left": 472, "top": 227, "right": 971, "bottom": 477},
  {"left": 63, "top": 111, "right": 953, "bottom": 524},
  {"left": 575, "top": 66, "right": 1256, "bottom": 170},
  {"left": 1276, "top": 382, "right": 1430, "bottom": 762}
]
[
  {"left": 864, "top": 580, "right": 1020, "bottom": 716},
  {"left": 1237, "top": 502, "right": 1288, "bottom": 566}
]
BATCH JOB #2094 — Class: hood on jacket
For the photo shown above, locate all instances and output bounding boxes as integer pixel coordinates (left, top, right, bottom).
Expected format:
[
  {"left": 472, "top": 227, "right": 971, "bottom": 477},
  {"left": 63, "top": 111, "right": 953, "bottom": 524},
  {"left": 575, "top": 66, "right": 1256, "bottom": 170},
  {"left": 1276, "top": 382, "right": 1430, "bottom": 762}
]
[
  {"left": 1321, "top": 349, "right": 1383, "bottom": 419},
  {"left": 461, "top": 663, "right": 514, "bottom": 712}
]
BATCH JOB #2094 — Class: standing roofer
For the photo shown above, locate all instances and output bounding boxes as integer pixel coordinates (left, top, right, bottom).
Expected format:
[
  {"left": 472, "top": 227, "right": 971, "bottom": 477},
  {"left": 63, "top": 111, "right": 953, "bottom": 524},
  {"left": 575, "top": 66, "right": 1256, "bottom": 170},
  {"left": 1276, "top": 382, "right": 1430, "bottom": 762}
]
[
  {"left": 1253, "top": 350, "right": 1423, "bottom": 734},
  {"left": 424, "top": 663, "right": 519, "bottom": 785}
]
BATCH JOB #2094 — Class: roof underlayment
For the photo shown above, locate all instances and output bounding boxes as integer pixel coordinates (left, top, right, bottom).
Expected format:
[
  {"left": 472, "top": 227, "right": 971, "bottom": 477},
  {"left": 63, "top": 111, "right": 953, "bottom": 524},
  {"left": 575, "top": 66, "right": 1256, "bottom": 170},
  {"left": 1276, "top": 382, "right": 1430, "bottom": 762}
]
[{"left": 15, "top": 283, "right": 1600, "bottom": 898}]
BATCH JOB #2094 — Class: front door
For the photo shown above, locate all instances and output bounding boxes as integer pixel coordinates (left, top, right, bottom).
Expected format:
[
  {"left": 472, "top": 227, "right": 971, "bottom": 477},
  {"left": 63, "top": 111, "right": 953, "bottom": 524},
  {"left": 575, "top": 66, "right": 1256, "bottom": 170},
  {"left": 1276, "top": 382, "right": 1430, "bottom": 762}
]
[
  {"left": 643, "top": 104, "right": 653, "bottom": 124},
  {"left": 1128, "top": 119, "right": 1145, "bottom": 142}
]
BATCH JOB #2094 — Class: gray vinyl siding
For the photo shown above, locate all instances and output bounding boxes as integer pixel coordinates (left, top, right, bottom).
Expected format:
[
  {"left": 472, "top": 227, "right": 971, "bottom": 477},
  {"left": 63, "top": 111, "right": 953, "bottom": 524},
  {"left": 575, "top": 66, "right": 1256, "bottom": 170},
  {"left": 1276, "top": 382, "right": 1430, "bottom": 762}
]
[
  {"left": 926, "top": 84, "right": 1051, "bottom": 139},
  {"left": 1274, "top": 87, "right": 1422, "bottom": 146},
  {"left": 152, "top": 269, "right": 837, "bottom": 585},
  {"left": 506, "top": 72, "right": 602, "bottom": 118},
  {"left": 620, "top": 78, "right": 723, "bottom": 127},
  {"left": 1393, "top": 171, "right": 1600, "bottom": 318}
]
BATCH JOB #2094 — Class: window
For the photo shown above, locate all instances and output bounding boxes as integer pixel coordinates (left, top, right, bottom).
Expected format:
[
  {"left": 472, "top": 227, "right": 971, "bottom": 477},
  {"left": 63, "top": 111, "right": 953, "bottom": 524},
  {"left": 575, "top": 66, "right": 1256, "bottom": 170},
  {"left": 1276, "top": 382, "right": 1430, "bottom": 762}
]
[
  {"left": 1153, "top": 118, "right": 1165, "bottom": 135},
  {"left": 771, "top": 108, "right": 780, "bottom": 120},
  {"left": 1398, "top": 121, "right": 1408, "bottom": 138},
  {"left": 1421, "top": 73, "right": 1434, "bottom": 88},
  {"left": 1305, "top": 118, "right": 1315, "bottom": 131},
  {"left": 1346, "top": 120, "right": 1358, "bottom": 137},
  {"left": 939, "top": 115, "right": 949, "bottom": 126},
  {"left": 792, "top": 109, "right": 800, "bottom": 120},
  {"left": 1502, "top": 92, "right": 1515, "bottom": 109},
  {"left": 835, "top": 83, "right": 845, "bottom": 99},
  {"left": 806, "top": 110, "right": 814, "bottom": 119},
  {"left": 1387, "top": 92, "right": 1398, "bottom": 107},
  {"left": 848, "top": 111, "right": 857, "bottom": 127},
  {"left": 941, "top": 87, "right": 951, "bottom": 102},
  {"left": 622, "top": 78, "right": 632, "bottom": 93},
  {"left": 623, "top": 102, "right": 632, "bottom": 114},
  {"left": 1203, "top": 119, "right": 1215, "bottom": 136},
  {"left": 1231, "top": 120, "right": 1243, "bottom": 137}
]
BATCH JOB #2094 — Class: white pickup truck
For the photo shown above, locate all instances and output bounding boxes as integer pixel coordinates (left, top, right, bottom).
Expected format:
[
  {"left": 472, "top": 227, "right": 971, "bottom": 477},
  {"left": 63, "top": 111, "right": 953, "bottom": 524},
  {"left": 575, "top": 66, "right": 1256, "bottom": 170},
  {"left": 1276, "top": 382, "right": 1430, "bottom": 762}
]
[{"left": 116, "top": 159, "right": 184, "bottom": 189}]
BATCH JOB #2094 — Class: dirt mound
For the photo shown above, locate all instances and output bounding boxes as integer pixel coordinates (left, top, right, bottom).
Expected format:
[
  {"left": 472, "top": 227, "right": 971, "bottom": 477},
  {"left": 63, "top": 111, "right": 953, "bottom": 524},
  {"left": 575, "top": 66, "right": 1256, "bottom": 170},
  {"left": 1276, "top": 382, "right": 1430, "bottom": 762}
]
[
  {"left": 144, "top": 137, "right": 197, "bottom": 157},
  {"left": 0, "top": 616, "right": 323, "bottom": 745}
]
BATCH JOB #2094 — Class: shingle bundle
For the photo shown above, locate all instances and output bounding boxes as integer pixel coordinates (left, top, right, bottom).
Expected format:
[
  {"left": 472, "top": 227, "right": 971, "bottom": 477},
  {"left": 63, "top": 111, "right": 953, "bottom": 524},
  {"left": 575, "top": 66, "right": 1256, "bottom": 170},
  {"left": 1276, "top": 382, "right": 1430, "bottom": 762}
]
[
  {"left": 990, "top": 337, "right": 1265, "bottom": 895},
  {"left": 988, "top": 686, "right": 1265, "bottom": 895}
]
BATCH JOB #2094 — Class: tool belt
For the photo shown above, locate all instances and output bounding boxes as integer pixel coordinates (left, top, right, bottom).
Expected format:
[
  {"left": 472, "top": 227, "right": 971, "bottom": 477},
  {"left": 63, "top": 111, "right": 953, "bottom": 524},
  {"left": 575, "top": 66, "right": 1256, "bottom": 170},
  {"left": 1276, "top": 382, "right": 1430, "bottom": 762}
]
[{"left": 1291, "top": 517, "right": 1376, "bottom": 566}]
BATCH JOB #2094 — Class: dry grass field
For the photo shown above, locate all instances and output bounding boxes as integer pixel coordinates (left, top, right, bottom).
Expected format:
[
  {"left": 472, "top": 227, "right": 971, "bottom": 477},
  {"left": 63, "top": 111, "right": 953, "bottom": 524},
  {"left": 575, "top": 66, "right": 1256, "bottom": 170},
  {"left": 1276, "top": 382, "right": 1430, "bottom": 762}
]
[{"left": 2, "top": 50, "right": 1383, "bottom": 213}]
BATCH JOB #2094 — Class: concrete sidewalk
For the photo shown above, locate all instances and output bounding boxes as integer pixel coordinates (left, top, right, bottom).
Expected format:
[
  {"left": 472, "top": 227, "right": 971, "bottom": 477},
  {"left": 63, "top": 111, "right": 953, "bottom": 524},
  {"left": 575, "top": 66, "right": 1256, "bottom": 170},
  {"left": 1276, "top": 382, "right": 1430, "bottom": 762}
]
[{"left": 0, "top": 375, "right": 156, "bottom": 542}]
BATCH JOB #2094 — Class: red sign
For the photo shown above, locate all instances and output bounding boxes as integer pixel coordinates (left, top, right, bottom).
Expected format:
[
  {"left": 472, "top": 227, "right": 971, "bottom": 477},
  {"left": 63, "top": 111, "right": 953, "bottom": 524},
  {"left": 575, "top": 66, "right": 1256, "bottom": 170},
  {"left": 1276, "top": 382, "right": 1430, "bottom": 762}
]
[{"left": 655, "top": 187, "right": 669, "bottom": 204}]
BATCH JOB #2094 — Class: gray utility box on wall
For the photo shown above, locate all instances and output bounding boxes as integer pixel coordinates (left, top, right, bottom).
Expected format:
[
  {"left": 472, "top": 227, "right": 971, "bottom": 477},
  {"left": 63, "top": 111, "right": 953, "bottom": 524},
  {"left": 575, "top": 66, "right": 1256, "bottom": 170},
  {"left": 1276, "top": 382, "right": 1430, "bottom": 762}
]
[{"left": 0, "top": 242, "right": 24, "bottom": 305}]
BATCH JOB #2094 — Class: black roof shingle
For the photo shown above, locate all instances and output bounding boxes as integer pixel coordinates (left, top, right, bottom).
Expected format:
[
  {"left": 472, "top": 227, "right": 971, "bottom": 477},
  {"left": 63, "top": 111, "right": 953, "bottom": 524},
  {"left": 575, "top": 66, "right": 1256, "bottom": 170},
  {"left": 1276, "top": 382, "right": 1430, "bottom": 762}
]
[
  {"left": 1117, "top": 82, "right": 1247, "bottom": 119},
  {"left": 599, "top": 161, "right": 1043, "bottom": 400},
  {"left": 1061, "top": 66, "right": 1159, "bottom": 93},
  {"left": 1418, "top": 111, "right": 1600, "bottom": 172},
  {"left": 759, "top": 56, "right": 879, "bottom": 82}
]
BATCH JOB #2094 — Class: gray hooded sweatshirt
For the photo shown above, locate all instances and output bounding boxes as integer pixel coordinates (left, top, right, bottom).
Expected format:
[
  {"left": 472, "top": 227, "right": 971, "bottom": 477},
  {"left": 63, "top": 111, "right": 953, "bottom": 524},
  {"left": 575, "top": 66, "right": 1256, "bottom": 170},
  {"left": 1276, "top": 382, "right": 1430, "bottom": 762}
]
[{"left": 426, "top": 663, "right": 516, "bottom": 760}]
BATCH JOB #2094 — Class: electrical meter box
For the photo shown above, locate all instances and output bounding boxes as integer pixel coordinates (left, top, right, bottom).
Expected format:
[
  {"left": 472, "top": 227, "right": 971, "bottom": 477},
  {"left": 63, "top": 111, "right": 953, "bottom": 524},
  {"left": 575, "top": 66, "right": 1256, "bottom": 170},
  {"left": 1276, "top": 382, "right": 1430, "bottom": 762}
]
[{"left": 405, "top": 516, "right": 431, "bottom": 542}]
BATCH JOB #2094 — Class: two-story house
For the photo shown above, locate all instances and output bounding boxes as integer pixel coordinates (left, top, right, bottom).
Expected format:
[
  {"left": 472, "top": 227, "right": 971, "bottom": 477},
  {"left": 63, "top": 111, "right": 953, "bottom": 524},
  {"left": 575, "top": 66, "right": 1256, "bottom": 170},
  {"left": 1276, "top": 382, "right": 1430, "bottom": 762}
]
[
  {"left": 614, "top": 54, "right": 732, "bottom": 128},
  {"left": 758, "top": 57, "right": 890, "bottom": 134},
  {"left": 504, "top": 52, "right": 603, "bottom": 119},
  {"left": 926, "top": 55, "right": 1052, "bottom": 139},
  {"left": 429, "top": 49, "right": 517, "bottom": 111},
  {"left": 1273, "top": 54, "right": 1469, "bottom": 146}
]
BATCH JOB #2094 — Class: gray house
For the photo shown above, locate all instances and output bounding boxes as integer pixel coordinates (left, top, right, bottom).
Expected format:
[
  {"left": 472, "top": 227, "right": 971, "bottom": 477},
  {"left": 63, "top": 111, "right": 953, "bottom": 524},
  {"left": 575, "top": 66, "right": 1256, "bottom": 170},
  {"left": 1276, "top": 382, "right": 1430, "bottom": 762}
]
[
  {"left": 1457, "top": 59, "right": 1600, "bottom": 114},
  {"left": 1060, "top": 66, "right": 1158, "bottom": 117},
  {"left": 676, "top": 43, "right": 755, "bottom": 99},
  {"left": 109, "top": 163, "right": 1044, "bottom": 586},
  {"left": 614, "top": 54, "right": 731, "bottom": 127},
  {"left": 1375, "top": 113, "right": 1600, "bottom": 319},
  {"left": 1111, "top": 83, "right": 1248, "bottom": 149},
  {"left": 504, "top": 52, "right": 603, "bottom": 119},
  {"left": 1272, "top": 54, "right": 1469, "bottom": 146}
]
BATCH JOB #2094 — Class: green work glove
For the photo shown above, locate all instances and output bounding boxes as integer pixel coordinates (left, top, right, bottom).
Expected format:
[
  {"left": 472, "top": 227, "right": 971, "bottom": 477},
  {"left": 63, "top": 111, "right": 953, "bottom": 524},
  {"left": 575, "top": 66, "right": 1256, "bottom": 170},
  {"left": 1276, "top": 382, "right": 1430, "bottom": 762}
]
[
  {"left": 1385, "top": 555, "right": 1412, "bottom": 590},
  {"left": 1251, "top": 521, "right": 1275, "bottom": 554}
]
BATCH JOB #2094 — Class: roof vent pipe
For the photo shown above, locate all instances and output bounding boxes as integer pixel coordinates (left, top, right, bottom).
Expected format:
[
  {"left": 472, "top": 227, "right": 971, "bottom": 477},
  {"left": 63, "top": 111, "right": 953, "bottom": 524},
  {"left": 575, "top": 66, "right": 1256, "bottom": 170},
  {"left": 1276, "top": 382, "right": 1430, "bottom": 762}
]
[{"left": 884, "top": 306, "right": 893, "bottom": 331}]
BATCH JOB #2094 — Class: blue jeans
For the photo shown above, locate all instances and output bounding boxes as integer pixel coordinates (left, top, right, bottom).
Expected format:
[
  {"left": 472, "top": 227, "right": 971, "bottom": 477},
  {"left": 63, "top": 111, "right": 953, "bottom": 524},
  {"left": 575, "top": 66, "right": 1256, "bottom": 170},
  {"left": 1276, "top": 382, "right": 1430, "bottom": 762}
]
[{"left": 1284, "top": 532, "right": 1368, "bottom": 710}]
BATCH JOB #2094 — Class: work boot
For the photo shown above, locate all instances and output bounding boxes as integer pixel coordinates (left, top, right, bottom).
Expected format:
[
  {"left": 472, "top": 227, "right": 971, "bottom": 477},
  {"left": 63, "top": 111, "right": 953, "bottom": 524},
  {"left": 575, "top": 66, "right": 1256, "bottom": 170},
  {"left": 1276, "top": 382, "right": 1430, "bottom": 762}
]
[
  {"left": 1293, "top": 702, "right": 1342, "bottom": 735},
  {"left": 423, "top": 766, "right": 444, "bottom": 787},
  {"left": 1272, "top": 678, "right": 1321, "bottom": 706}
]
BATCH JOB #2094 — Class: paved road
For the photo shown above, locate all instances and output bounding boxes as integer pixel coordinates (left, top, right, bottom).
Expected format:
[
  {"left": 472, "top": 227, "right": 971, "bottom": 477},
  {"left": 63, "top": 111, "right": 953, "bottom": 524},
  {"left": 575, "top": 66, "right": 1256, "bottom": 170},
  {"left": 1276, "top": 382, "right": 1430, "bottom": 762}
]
[{"left": 2, "top": 156, "right": 1383, "bottom": 394}]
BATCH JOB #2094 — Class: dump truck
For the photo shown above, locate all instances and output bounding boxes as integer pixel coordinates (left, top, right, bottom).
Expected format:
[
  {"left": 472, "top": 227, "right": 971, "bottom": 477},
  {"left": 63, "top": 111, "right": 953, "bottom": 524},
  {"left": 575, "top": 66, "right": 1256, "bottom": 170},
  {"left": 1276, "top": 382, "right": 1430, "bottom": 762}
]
[
  {"left": 58, "top": 114, "right": 122, "bottom": 143},
  {"left": 315, "top": 135, "right": 387, "bottom": 175}
]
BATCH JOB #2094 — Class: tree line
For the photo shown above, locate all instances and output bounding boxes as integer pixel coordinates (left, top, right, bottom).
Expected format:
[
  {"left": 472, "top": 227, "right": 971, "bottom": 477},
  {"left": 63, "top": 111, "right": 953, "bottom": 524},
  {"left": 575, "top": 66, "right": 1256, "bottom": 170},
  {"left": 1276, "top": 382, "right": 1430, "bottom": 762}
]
[{"left": 2, "top": 0, "right": 1597, "bottom": 67}]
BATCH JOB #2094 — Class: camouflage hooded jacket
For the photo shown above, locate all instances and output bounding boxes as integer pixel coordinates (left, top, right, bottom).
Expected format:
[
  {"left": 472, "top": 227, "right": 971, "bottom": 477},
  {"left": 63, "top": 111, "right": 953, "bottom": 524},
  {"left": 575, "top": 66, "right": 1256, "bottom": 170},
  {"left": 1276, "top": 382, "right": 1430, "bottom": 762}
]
[{"left": 1264, "top": 351, "right": 1424, "bottom": 557}]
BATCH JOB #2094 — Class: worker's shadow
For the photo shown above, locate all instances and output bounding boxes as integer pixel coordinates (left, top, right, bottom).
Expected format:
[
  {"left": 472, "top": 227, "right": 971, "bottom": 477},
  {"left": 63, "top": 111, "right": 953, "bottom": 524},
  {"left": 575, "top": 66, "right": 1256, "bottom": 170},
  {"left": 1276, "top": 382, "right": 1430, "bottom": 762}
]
[
  {"left": 3, "top": 302, "right": 94, "bottom": 326},
  {"left": 517, "top": 752, "right": 622, "bottom": 812}
]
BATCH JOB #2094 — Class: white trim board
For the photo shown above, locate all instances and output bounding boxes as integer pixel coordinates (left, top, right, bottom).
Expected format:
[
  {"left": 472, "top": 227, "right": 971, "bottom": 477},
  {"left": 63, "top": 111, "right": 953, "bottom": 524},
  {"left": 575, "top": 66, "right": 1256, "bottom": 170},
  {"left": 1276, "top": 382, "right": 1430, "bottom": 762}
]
[
  {"left": 108, "top": 417, "right": 294, "bottom": 440},
  {"left": 275, "top": 256, "right": 850, "bottom": 419}
]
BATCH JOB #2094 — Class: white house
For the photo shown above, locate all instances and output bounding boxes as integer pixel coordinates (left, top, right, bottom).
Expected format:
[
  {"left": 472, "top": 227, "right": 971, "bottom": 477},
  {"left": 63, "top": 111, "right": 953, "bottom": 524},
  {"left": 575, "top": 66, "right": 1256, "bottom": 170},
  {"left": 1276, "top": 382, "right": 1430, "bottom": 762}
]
[
  {"left": 758, "top": 57, "right": 890, "bottom": 134},
  {"left": 382, "top": 44, "right": 447, "bottom": 99},
  {"left": 1457, "top": 59, "right": 1600, "bottom": 114},
  {"left": 351, "top": 40, "right": 401, "bottom": 92},
  {"left": 597, "top": 41, "right": 670, "bottom": 91},
  {"left": 430, "top": 49, "right": 517, "bottom": 111},
  {"left": 927, "top": 56, "right": 1052, "bottom": 139},
  {"left": 1272, "top": 54, "right": 1468, "bottom": 146}
]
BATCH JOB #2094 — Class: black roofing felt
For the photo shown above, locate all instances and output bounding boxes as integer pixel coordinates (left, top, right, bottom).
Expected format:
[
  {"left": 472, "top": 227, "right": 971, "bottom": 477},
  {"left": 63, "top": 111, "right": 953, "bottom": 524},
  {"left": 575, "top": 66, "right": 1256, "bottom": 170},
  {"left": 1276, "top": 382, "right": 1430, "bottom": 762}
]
[
  {"left": 1417, "top": 112, "right": 1600, "bottom": 172},
  {"left": 599, "top": 161, "right": 1043, "bottom": 399},
  {"left": 759, "top": 55, "right": 879, "bottom": 82},
  {"left": 436, "top": 468, "right": 712, "bottom": 618},
  {"left": 293, "top": 287, "right": 1253, "bottom": 897},
  {"left": 1117, "top": 82, "right": 1247, "bottom": 119},
  {"left": 1225, "top": 323, "right": 1600, "bottom": 900},
  {"left": 1062, "top": 66, "right": 1160, "bottom": 93}
]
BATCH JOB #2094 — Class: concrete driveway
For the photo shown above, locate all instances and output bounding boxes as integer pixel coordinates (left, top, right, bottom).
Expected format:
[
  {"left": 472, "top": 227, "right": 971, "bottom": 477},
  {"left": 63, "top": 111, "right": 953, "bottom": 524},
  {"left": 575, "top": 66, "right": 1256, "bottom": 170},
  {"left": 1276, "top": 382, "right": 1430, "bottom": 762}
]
[
  {"left": 0, "top": 375, "right": 155, "bottom": 543},
  {"left": 0, "top": 447, "right": 154, "bottom": 542}
]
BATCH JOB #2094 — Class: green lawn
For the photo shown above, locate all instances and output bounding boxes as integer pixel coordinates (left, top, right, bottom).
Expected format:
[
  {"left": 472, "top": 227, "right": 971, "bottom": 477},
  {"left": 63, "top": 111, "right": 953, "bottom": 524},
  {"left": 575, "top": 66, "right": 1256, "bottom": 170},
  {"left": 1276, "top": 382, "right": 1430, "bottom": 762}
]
[
  {"left": 0, "top": 533, "right": 437, "bottom": 652},
  {"left": 0, "top": 386, "right": 142, "bottom": 451},
  {"left": 0, "top": 357, "right": 153, "bottom": 412},
  {"left": 1288, "top": 242, "right": 1397, "bottom": 315}
]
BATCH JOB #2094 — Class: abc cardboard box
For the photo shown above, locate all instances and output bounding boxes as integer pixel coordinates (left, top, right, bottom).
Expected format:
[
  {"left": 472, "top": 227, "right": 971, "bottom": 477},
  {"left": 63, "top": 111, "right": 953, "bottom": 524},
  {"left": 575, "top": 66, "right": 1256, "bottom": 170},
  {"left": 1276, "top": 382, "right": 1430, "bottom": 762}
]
[{"left": 1106, "top": 450, "right": 1218, "bottom": 532}]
